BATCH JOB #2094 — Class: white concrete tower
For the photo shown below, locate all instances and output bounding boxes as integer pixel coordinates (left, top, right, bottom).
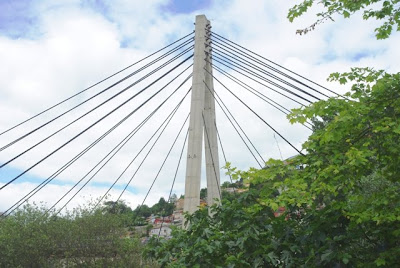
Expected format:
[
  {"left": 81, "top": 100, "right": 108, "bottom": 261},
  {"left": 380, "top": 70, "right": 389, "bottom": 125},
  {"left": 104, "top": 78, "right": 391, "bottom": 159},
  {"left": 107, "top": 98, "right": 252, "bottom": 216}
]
[
  {"left": 203, "top": 21, "right": 221, "bottom": 209},
  {"left": 183, "top": 15, "right": 220, "bottom": 218}
]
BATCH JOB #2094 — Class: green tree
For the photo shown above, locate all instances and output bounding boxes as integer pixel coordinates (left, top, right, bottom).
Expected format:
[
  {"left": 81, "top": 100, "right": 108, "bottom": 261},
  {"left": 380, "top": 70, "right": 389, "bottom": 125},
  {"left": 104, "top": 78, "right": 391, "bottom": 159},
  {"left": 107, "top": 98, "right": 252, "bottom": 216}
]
[
  {"left": 0, "top": 202, "right": 159, "bottom": 267},
  {"left": 103, "top": 200, "right": 132, "bottom": 215},
  {"left": 133, "top": 204, "right": 152, "bottom": 220},
  {"left": 239, "top": 68, "right": 400, "bottom": 266},
  {"left": 103, "top": 200, "right": 136, "bottom": 227},
  {"left": 146, "top": 68, "right": 400, "bottom": 267},
  {"left": 151, "top": 197, "right": 174, "bottom": 216},
  {"left": 146, "top": 191, "right": 290, "bottom": 267},
  {"left": 200, "top": 187, "right": 207, "bottom": 199},
  {"left": 0, "top": 203, "right": 54, "bottom": 267},
  {"left": 288, "top": 0, "right": 400, "bottom": 39},
  {"left": 221, "top": 181, "right": 231, "bottom": 188}
]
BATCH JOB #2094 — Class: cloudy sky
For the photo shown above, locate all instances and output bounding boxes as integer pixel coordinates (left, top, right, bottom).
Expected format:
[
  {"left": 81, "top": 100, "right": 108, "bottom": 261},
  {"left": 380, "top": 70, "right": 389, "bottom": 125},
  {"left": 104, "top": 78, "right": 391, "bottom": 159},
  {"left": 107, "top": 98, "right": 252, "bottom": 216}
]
[{"left": 0, "top": 0, "right": 399, "bottom": 213}]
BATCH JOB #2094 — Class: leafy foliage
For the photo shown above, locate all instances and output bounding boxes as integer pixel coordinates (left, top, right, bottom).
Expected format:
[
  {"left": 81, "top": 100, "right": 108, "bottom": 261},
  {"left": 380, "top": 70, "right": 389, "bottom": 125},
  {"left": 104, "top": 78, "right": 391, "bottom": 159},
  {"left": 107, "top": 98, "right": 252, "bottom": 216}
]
[
  {"left": 288, "top": 0, "right": 400, "bottom": 39},
  {"left": 103, "top": 200, "right": 133, "bottom": 214},
  {"left": 0, "top": 202, "right": 158, "bottom": 267},
  {"left": 150, "top": 197, "right": 175, "bottom": 217},
  {"left": 133, "top": 197, "right": 176, "bottom": 226},
  {"left": 262, "top": 68, "right": 400, "bottom": 265},
  {"left": 146, "top": 68, "right": 400, "bottom": 267},
  {"left": 146, "top": 192, "right": 296, "bottom": 267}
]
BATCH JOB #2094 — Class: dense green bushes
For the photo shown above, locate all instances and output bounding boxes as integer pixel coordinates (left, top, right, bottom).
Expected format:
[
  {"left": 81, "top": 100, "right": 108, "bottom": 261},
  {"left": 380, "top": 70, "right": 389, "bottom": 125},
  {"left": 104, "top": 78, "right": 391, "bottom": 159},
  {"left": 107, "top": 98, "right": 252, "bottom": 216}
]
[
  {"left": 0, "top": 202, "right": 158, "bottom": 267},
  {"left": 145, "top": 69, "right": 400, "bottom": 267}
]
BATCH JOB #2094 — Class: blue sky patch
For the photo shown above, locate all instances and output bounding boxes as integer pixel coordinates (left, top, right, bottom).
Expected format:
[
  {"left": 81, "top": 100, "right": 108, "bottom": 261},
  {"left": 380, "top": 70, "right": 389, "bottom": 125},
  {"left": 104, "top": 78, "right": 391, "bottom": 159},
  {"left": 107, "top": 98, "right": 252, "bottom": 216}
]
[
  {"left": 0, "top": 0, "right": 115, "bottom": 39},
  {"left": 0, "top": 165, "right": 137, "bottom": 195},
  {"left": 0, "top": 0, "right": 40, "bottom": 39},
  {"left": 81, "top": 0, "right": 109, "bottom": 15},
  {"left": 350, "top": 51, "right": 369, "bottom": 61},
  {"left": 322, "top": 52, "right": 338, "bottom": 62},
  {"left": 120, "top": 37, "right": 131, "bottom": 48},
  {"left": 0, "top": 165, "right": 47, "bottom": 185},
  {"left": 162, "top": 0, "right": 211, "bottom": 14},
  {"left": 80, "top": 0, "right": 114, "bottom": 22}
]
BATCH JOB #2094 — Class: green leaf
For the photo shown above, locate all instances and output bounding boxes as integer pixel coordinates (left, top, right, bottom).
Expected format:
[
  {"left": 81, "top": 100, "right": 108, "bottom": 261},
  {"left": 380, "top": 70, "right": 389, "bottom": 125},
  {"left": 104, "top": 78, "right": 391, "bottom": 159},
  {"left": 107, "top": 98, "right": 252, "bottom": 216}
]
[{"left": 375, "top": 258, "right": 386, "bottom": 266}]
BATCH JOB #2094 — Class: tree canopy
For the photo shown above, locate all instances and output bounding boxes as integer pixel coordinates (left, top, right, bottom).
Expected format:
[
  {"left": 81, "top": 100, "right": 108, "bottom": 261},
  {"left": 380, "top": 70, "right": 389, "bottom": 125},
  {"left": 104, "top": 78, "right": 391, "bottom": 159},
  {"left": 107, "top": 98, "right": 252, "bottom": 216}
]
[
  {"left": 146, "top": 67, "right": 400, "bottom": 267},
  {"left": 0, "top": 202, "right": 158, "bottom": 267},
  {"left": 288, "top": 0, "right": 400, "bottom": 39}
]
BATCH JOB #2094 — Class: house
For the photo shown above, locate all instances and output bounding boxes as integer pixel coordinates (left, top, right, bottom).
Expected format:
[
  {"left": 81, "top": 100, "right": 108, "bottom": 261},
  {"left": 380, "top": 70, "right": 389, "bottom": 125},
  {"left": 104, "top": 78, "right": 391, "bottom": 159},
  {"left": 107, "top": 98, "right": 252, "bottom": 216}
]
[
  {"left": 284, "top": 155, "right": 303, "bottom": 170},
  {"left": 172, "top": 210, "right": 184, "bottom": 225},
  {"left": 146, "top": 214, "right": 158, "bottom": 224},
  {"left": 174, "top": 198, "right": 184, "bottom": 210},
  {"left": 150, "top": 225, "right": 172, "bottom": 238},
  {"left": 154, "top": 217, "right": 172, "bottom": 225}
]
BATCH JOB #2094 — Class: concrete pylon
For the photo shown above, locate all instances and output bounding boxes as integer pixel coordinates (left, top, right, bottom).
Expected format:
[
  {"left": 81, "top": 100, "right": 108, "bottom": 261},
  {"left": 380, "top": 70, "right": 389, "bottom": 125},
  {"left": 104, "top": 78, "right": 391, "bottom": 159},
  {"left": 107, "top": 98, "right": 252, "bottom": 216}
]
[
  {"left": 203, "top": 34, "right": 221, "bottom": 208},
  {"left": 183, "top": 15, "right": 220, "bottom": 220}
]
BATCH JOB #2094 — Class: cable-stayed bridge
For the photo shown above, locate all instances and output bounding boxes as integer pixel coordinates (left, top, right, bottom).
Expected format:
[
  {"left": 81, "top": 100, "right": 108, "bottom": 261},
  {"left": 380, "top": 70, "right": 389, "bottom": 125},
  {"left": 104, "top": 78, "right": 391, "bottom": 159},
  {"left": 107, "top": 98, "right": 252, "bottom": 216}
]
[{"left": 0, "top": 15, "right": 340, "bottom": 220}]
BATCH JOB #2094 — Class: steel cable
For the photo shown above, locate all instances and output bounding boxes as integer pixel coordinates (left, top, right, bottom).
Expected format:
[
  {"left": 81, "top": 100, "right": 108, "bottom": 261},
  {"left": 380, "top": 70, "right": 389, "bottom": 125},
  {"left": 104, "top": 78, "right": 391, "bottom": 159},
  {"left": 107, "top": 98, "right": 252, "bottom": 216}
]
[
  {"left": 2, "top": 69, "right": 192, "bottom": 216},
  {"left": 207, "top": 58, "right": 306, "bottom": 106},
  {"left": 207, "top": 68, "right": 304, "bottom": 156},
  {"left": 0, "top": 45, "right": 194, "bottom": 167},
  {"left": 57, "top": 87, "right": 191, "bottom": 215},
  {"left": 157, "top": 128, "right": 189, "bottom": 238},
  {"left": 204, "top": 81, "right": 266, "bottom": 165},
  {"left": 202, "top": 111, "right": 222, "bottom": 200},
  {"left": 129, "top": 113, "right": 189, "bottom": 227},
  {"left": 203, "top": 82, "right": 263, "bottom": 168},
  {"left": 211, "top": 65, "right": 313, "bottom": 131},
  {"left": 0, "top": 31, "right": 195, "bottom": 137},
  {"left": 212, "top": 54, "right": 314, "bottom": 104},
  {"left": 92, "top": 88, "right": 191, "bottom": 210},
  {"left": 211, "top": 46, "right": 321, "bottom": 101},
  {"left": 0, "top": 38, "right": 194, "bottom": 153},
  {"left": 210, "top": 31, "right": 343, "bottom": 98},
  {"left": 209, "top": 37, "right": 330, "bottom": 99},
  {"left": 47, "top": 80, "right": 192, "bottom": 214},
  {"left": 0, "top": 55, "right": 193, "bottom": 191}
]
